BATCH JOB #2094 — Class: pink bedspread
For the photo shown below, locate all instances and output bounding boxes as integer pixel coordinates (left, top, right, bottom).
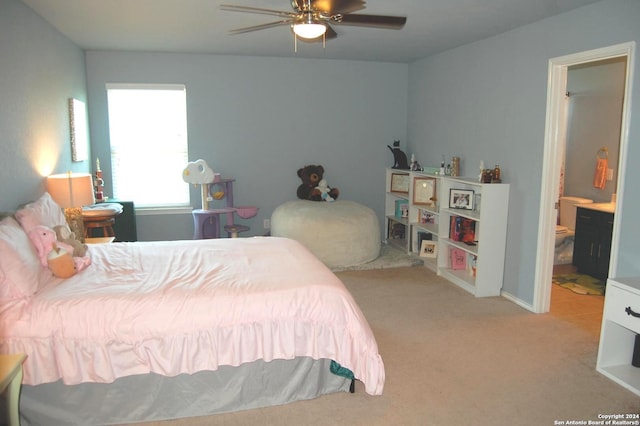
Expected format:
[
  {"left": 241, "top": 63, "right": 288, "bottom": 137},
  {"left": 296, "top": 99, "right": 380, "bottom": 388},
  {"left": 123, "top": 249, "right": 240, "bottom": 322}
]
[{"left": 0, "top": 237, "right": 385, "bottom": 395}]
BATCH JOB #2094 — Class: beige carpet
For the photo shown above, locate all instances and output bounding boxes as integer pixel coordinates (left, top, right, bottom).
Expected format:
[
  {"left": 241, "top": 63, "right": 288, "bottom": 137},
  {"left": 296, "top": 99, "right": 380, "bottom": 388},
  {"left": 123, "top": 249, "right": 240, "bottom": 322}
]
[
  {"left": 136, "top": 267, "right": 638, "bottom": 426},
  {"left": 331, "top": 243, "right": 424, "bottom": 272}
]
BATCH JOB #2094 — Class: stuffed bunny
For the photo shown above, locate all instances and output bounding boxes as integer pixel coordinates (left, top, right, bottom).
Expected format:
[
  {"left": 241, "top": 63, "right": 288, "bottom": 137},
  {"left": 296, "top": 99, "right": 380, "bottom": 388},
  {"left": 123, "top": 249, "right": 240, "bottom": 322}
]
[
  {"left": 28, "top": 225, "right": 75, "bottom": 267},
  {"left": 27, "top": 225, "right": 91, "bottom": 275}
]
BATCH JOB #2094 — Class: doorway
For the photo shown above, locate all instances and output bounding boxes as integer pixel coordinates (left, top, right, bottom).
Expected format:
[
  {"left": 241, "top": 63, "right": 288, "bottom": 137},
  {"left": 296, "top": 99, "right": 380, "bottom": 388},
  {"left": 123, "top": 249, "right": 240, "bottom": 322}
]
[{"left": 533, "top": 42, "right": 636, "bottom": 314}]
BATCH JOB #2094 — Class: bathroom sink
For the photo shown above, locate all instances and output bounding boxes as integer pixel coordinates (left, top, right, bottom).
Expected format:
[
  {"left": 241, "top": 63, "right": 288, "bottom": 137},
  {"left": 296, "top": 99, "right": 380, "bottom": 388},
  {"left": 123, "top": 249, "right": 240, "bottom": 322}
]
[{"left": 582, "top": 203, "right": 616, "bottom": 213}]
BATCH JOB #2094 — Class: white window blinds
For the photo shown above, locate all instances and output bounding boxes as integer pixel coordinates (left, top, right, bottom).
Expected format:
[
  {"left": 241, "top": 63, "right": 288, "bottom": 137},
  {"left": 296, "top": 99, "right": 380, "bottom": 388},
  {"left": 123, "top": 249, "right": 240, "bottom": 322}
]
[{"left": 106, "top": 83, "right": 190, "bottom": 208}]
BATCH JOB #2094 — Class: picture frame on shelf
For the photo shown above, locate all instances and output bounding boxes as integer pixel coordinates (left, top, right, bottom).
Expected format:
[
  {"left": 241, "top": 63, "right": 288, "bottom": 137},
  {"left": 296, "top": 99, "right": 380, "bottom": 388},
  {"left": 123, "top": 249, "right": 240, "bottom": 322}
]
[
  {"left": 395, "top": 199, "right": 409, "bottom": 218},
  {"left": 413, "top": 177, "right": 436, "bottom": 206},
  {"left": 390, "top": 173, "right": 410, "bottom": 193},
  {"left": 449, "top": 188, "right": 474, "bottom": 210},
  {"left": 420, "top": 210, "right": 436, "bottom": 224},
  {"left": 420, "top": 240, "right": 438, "bottom": 258}
]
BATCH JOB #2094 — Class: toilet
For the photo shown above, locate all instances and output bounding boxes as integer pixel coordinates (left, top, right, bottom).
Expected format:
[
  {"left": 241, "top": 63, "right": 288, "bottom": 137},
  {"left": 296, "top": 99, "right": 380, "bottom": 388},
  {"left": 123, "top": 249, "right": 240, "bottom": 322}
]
[{"left": 554, "top": 196, "right": 593, "bottom": 264}]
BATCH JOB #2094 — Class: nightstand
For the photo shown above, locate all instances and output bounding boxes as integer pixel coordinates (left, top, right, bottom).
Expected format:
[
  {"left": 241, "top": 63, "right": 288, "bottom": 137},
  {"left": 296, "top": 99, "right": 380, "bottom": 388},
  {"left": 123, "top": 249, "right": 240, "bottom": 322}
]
[
  {"left": 597, "top": 277, "right": 640, "bottom": 396},
  {"left": 0, "top": 353, "right": 27, "bottom": 426}
]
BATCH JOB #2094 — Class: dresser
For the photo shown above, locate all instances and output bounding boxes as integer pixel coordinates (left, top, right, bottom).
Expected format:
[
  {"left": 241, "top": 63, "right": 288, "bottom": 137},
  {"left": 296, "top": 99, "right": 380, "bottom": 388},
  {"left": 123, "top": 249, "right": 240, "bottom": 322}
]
[{"left": 597, "top": 277, "right": 640, "bottom": 396}]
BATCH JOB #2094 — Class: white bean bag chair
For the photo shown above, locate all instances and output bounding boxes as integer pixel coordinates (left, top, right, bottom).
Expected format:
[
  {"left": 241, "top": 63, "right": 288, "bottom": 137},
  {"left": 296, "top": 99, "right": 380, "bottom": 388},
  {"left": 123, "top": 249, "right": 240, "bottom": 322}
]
[{"left": 271, "top": 200, "right": 381, "bottom": 269}]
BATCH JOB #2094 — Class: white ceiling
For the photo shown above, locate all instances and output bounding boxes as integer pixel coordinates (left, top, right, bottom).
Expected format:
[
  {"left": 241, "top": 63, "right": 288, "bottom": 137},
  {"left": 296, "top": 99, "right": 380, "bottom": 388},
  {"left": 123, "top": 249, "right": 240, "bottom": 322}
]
[{"left": 21, "top": 0, "right": 600, "bottom": 63}]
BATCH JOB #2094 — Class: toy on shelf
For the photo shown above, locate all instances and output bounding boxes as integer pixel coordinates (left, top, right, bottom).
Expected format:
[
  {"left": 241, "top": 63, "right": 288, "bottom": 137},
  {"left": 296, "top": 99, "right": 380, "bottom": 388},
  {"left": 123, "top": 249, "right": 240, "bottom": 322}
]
[
  {"left": 94, "top": 158, "right": 105, "bottom": 202},
  {"left": 182, "top": 159, "right": 258, "bottom": 239}
]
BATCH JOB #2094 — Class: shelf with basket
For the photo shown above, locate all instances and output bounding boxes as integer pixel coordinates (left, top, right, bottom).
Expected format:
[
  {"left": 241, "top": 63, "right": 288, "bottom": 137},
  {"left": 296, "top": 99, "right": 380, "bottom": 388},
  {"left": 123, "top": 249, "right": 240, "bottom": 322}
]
[{"left": 437, "top": 177, "right": 509, "bottom": 297}]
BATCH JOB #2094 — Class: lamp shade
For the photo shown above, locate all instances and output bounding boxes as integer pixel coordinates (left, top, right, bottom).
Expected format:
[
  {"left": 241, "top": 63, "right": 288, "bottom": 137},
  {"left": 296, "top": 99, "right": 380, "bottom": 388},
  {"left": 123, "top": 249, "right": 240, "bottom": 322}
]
[
  {"left": 47, "top": 172, "right": 95, "bottom": 208},
  {"left": 293, "top": 22, "right": 326, "bottom": 39}
]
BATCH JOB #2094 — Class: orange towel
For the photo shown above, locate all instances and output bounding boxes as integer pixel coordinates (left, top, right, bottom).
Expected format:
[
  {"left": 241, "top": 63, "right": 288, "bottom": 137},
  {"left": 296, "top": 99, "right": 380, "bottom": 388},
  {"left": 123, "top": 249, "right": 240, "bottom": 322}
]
[{"left": 593, "top": 157, "right": 608, "bottom": 189}]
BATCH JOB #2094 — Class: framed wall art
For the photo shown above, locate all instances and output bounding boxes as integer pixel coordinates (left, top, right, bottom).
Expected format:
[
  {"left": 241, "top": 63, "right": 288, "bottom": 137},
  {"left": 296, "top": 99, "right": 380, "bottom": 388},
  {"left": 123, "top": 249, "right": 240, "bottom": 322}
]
[
  {"left": 420, "top": 240, "right": 438, "bottom": 258},
  {"left": 69, "top": 98, "right": 88, "bottom": 162},
  {"left": 449, "top": 188, "right": 474, "bottom": 210},
  {"left": 390, "top": 173, "right": 409, "bottom": 193},
  {"left": 413, "top": 177, "right": 436, "bottom": 206}
]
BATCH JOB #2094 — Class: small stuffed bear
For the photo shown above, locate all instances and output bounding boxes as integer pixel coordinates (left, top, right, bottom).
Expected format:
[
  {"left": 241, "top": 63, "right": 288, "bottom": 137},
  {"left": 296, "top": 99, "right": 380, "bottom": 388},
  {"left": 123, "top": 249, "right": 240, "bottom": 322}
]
[
  {"left": 53, "top": 225, "right": 88, "bottom": 257},
  {"left": 297, "top": 165, "right": 339, "bottom": 202}
]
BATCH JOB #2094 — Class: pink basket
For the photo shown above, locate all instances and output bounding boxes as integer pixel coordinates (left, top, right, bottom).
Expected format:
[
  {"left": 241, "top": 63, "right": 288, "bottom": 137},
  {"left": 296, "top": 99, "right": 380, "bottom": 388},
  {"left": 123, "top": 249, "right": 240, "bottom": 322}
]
[{"left": 235, "top": 206, "right": 258, "bottom": 219}]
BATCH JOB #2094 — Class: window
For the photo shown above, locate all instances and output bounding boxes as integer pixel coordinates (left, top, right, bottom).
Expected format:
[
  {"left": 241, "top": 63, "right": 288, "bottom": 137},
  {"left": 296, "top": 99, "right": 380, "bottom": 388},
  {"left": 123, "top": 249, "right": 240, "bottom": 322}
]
[{"left": 106, "top": 84, "right": 190, "bottom": 208}]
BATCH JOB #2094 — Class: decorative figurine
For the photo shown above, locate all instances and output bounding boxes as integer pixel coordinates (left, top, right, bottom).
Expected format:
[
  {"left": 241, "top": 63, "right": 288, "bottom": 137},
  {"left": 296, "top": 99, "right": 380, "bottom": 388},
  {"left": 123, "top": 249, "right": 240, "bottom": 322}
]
[{"left": 387, "top": 140, "right": 410, "bottom": 170}]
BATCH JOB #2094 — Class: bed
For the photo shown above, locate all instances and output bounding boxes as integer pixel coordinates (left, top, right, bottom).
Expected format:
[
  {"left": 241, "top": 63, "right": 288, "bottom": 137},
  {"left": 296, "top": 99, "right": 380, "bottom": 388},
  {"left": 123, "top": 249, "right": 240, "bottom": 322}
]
[{"left": 0, "top": 194, "right": 385, "bottom": 425}]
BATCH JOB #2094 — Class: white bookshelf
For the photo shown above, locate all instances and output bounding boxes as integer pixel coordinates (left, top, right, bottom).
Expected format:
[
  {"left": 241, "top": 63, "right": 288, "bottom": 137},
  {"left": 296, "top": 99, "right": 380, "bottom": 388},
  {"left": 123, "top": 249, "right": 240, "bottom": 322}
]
[
  {"left": 437, "top": 177, "right": 509, "bottom": 297},
  {"left": 384, "top": 169, "right": 411, "bottom": 252},
  {"left": 384, "top": 170, "right": 510, "bottom": 296}
]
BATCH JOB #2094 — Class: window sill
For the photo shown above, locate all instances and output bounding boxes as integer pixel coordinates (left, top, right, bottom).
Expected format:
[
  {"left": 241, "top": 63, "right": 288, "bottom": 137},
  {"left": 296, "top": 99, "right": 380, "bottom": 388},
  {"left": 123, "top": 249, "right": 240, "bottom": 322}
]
[{"left": 135, "top": 206, "right": 193, "bottom": 216}]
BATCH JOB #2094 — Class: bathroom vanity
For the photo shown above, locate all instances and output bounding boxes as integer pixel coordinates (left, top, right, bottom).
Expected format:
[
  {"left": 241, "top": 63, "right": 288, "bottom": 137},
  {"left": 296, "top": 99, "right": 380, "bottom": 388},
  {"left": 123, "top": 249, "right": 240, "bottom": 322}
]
[{"left": 572, "top": 203, "right": 615, "bottom": 280}]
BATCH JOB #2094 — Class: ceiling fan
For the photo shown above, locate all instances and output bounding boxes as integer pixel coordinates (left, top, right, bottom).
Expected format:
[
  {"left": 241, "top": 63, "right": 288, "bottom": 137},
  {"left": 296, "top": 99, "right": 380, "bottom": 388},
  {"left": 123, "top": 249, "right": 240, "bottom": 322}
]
[{"left": 220, "top": 0, "right": 407, "bottom": 41}]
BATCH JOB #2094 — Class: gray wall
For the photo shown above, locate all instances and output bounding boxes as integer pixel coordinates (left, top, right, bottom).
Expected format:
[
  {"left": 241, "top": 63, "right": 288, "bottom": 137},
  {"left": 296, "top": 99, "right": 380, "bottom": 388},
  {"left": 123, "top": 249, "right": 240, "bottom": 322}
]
[
  {"left": 407, "top": 0, "right": 640, "bottom": 305},
  {"left": 564, "top": 58, "right": 625, "bottom": 204},
  {"left": 0, "top": 0, "right": 89, "bottom": 211},
  {"left": 85, "top": 51, "right": 408, "bottom": 240},
  {"left": 3, "top": 0, "right": 640, "bottom": 310}
]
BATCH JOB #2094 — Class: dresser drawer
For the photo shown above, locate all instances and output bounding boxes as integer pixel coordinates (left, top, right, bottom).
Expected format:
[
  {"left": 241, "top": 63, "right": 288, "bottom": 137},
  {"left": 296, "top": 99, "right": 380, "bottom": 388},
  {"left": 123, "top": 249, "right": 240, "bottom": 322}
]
[{"left": 605, "top": 283, "right": 640, "bottom": 334}]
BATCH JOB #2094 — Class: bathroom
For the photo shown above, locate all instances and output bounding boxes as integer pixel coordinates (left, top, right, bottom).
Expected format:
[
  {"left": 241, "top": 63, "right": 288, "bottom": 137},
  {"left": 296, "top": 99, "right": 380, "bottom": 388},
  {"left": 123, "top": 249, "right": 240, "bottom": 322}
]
[{"left": 554, "top": 56, "right": 626, "bottom": 271}]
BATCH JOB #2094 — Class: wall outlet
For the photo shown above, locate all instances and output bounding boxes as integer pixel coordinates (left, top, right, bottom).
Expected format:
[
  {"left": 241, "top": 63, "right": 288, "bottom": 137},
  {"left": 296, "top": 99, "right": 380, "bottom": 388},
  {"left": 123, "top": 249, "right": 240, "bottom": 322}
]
[
  {"left": 606, "top": 168, "right": 614, "bottom": 181},
  {"left": 263, "top": 219, "right": 270, "bottom": 229}
]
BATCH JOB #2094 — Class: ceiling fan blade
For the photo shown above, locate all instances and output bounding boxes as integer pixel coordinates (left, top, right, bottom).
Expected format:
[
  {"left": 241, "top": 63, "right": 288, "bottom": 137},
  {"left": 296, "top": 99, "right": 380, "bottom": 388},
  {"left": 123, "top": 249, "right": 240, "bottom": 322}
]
[
  {"left": 325, "top": 24, "right": 338, "bottom": 39},
  {"left": 336, "top": 14, "right": 406, "bottom": 29},
  {"left": 310, "top": 0, "right": 365, "bottom": 14},
  {"left": 229, "top": 20, "right": 293, "bottom": 35},
  {"left": 220, "top": 4, "right": 297, "bottom": 19}
]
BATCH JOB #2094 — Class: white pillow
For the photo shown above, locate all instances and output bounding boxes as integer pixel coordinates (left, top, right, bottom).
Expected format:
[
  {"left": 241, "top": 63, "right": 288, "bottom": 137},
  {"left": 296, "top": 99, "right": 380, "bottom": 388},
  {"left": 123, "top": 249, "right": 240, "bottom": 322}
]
[
  {"left": 0, "top": 216, "right": 44, "bottom": 300},
  {"left": 15, "top": 192, "right": 69, "bottom": 233}
]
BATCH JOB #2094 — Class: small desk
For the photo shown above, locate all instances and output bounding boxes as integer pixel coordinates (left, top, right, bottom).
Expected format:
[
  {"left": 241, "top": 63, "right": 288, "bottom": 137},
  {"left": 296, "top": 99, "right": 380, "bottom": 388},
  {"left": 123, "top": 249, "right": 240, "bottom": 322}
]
[
  {"left": 83, "top": 203, "right": 123, "bottom": 239},
  {"left": 85, "top": 237, "right": 116, "bottom": 244},
  {"left": 0, "top": 353, "right": 26, "bottom": 426}
]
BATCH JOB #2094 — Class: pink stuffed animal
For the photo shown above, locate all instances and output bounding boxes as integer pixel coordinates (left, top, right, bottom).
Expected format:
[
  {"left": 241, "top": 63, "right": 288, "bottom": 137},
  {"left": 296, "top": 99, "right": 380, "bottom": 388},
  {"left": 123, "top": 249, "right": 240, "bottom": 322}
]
[
  {"left": 28, "top": 225, "right": 75, "bottom": 267},
  {"left": 27, "top": 225, "right": 91, "bottom": 274}
]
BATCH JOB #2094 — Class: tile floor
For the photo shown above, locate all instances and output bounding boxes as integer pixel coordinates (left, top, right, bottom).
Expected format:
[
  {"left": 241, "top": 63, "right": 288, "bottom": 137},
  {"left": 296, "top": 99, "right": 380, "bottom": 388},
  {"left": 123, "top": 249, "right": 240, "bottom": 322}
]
[{"left": 550, "top": 265, "right": 605, "bottom": 338}]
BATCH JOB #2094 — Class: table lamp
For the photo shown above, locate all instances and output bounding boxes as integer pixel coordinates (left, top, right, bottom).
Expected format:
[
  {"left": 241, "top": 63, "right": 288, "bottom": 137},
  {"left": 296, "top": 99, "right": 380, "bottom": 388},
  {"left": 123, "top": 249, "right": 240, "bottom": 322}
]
[{"left": 47, "top": 172, "right": 95, "bottom": 242}]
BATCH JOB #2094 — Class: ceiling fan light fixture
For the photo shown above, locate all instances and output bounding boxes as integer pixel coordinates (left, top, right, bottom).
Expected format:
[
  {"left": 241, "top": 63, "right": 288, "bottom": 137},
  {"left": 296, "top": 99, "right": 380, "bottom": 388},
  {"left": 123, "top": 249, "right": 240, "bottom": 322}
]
[
  {"left": 292, "top": 11, "right": 326, "bottom": 39},
  {"left": 293, "top": 22, "right": 326, "bottom": 39}
]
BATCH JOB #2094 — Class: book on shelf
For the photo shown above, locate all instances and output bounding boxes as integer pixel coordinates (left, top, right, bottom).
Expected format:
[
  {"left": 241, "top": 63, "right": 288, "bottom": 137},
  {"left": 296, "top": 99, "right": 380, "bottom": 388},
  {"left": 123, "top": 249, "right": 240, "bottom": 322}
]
[
  {"left": 466, "top": 254, "right": 477, "bottom": 277},
  {"left": 416, "top": 231, "right": 432, "bottom": 252},
  {"left": 449, "top": 215, "right": 476, "bottom": 243},
  {"left": 388, "top": 221, "right": 406, "bottom": 240},
  {"left": 395, "top": 199, "right": 409, "bottom": 218},
  {"left": 450, "top": 247, "right": 466, "bottom": 270}
]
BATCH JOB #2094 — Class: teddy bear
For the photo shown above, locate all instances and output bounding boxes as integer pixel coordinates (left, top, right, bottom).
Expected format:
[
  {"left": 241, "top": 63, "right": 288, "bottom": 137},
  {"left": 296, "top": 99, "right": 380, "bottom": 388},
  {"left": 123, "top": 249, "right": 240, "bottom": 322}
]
[
  {"left": 53, "top": 225, "right": 88, "bottom": 257},
  {"left": 296, "top": 165, "right": 339, "bottom": 202}
]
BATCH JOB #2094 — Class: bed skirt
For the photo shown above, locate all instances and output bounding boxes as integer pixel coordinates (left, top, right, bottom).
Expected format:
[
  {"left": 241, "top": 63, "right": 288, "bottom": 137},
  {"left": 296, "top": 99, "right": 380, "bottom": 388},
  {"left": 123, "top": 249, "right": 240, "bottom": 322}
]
[{"left": 17, "top": 357, "right": 350, "bottom": 425}]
